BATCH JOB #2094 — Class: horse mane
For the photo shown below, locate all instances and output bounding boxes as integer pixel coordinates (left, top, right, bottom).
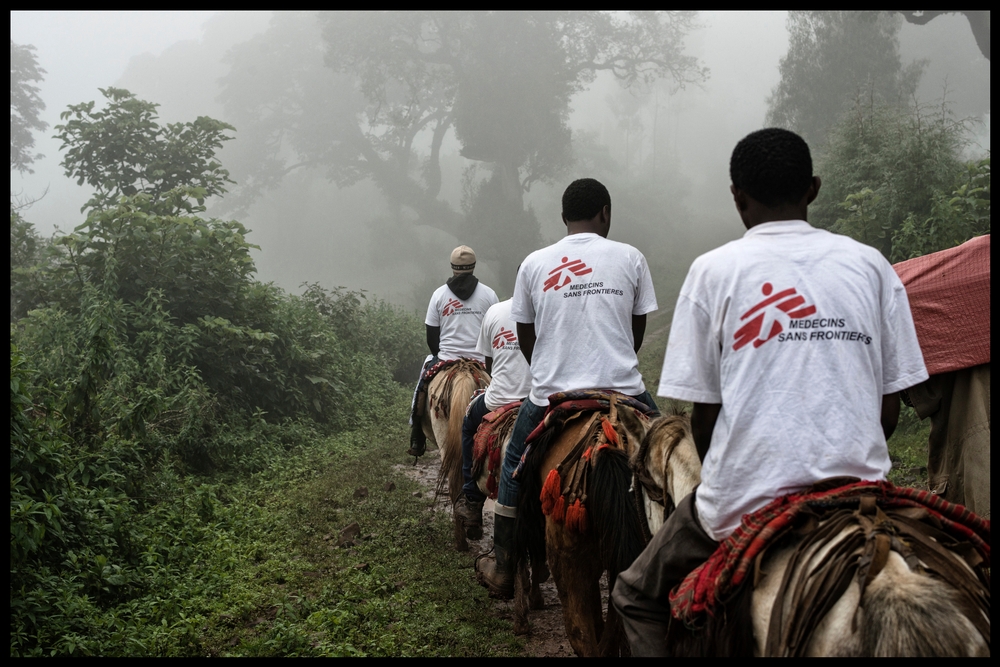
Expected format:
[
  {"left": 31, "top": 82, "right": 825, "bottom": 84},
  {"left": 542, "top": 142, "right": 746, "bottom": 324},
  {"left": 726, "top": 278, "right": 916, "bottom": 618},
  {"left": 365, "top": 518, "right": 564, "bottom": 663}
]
[
  {"left": 434, "top": 361, "right": 488, "bottom": 503},
  {"left": 588, "top": 445, "right": 649, "bottom": 655},
  {"left": 513, "top": 426, "right": 555, "bottom": 584}
]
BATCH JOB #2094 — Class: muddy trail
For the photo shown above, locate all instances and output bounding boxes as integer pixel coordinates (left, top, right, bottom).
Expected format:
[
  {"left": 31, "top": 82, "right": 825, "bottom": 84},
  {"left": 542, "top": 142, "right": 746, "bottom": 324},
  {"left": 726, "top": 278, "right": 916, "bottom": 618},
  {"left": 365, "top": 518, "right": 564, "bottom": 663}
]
[{"left": 397, "top": 448, "right": 612, "bottom": 658}]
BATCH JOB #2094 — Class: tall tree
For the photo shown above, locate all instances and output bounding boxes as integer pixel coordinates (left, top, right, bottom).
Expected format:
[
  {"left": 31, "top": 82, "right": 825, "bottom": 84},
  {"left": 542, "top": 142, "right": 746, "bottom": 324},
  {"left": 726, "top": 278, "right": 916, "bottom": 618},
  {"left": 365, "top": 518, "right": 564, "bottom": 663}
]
[
  {"left": 766, "top": 11, "right": 924, "bottom": 147},
  {"left": 219, "top": 12, "right": 706, "bottom": 289},
  {"left": 10, "top": 40, "right": 48, "bottom": 174},
  {"left": 54, "top": 87, "right": 235, "bottom": 215}
]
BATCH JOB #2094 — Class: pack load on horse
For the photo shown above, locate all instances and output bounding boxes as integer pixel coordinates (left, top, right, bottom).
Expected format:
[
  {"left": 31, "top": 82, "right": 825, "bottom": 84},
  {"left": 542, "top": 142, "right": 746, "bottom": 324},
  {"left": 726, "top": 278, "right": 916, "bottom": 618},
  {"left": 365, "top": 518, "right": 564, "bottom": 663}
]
[
  {"left": 510, "top": 390, "right": 655, "bottom": 654},
  {"left": 610, "top": 128, "right": 987, "bottom": 657},
  {"left": 893, "top": 234, "right": 991, "bottom": 517},
  {"left": 636, "top": 414, "right": 990, "bottom": 656}
]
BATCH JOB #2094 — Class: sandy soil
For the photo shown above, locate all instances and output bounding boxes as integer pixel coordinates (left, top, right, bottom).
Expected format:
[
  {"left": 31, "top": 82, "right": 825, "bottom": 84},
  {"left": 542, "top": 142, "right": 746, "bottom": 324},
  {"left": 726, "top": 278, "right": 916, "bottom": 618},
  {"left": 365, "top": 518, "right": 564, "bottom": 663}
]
[{"left": 396, "top": 448, "right": 601, "bottom": 658}]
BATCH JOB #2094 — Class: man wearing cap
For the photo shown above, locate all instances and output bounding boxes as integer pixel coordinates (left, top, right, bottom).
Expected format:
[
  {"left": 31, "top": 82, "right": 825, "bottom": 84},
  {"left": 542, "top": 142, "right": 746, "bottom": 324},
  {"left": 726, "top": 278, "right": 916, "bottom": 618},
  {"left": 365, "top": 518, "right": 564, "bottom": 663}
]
[{"left": 408, "top": 246, "right": 499, "bottom": 457}]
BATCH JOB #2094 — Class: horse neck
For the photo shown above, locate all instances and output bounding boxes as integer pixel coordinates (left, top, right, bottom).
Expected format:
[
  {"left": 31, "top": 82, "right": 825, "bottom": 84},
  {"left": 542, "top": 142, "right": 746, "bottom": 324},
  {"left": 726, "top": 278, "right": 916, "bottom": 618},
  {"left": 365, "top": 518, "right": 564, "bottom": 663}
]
[{"left": 666, "top": 432, "right": 701, "bottom": 505}]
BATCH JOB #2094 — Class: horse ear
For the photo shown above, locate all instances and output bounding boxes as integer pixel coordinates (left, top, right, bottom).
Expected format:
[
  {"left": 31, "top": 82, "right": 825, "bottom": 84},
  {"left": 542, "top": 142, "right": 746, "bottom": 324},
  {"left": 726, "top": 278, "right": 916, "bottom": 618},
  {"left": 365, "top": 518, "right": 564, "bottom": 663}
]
[{"left": 617, "top": 407, "right": 649, "bottom": 454}]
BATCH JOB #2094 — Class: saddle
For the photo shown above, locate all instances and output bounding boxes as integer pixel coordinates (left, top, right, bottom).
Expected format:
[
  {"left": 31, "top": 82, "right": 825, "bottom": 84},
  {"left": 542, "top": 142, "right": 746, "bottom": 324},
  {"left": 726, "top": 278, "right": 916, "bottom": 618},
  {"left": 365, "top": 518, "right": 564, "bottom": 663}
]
[
  {"left": 526, "top": 390, "right": 655, "bottom": 534},
  {"left": 669, "top": 479, "right": 991, "bottom": 656},
  {"left": 471, "top": 400, "right": 521, "bottom": 498},
  {"left": 413, "top": 358, "right": 487, "bottom": 421}
]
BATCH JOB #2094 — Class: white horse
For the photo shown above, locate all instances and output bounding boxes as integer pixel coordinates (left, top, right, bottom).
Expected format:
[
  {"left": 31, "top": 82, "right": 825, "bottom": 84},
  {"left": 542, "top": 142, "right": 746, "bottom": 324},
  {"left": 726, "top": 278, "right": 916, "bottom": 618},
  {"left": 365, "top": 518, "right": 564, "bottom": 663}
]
[{"left": 637, "top": 414, "right": 990, "bottom": 657}]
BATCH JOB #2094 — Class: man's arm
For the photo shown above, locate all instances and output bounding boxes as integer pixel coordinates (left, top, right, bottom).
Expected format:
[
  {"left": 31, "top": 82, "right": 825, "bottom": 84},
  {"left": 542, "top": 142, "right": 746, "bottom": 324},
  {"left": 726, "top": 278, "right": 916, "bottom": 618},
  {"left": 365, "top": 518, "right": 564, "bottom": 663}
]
[
  {"left": 516, "top": 322, "right": 536, "bottom": 366},
  {"left": 691, "top": 402, "right": 721, "bottom": 463},
  {"left": 485, "top": 356, "right": 494, "bottom": 375},
  {"left": 632, "top": 314, "right": 647, "bottom": 353},
  {"left": 881, "top": 392, "right": 900, "bottom": 441},
  {"left": 426, "top": 325, "right": 440, "bottom": 356}
]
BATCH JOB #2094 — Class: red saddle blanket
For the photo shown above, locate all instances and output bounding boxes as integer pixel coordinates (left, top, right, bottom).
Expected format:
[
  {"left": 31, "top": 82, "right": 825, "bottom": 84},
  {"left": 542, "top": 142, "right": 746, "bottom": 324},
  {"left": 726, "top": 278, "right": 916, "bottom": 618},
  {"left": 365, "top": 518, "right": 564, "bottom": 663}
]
[
  {"left": 524, "top": 389, "right": 657, "bottom": 444},
  {"left": 669, "top": 479, "right": 991, "bottom": 625},
  {"left": 471, "top": 401, "right": 521, "bottom": 499}
]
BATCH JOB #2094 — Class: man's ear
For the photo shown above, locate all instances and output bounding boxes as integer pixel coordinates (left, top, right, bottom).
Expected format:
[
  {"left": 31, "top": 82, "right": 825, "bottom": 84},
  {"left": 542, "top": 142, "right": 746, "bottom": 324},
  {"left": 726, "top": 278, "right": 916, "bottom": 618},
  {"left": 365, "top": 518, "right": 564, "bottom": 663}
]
[
  {"left": 562, "top": 214, "right": 569, "bottom": 226},
  {"left": 806, "top": 176, "right": 821, "bottom": 205},
  {"left": 731, "top": 184, "right": 749, "bottom": 212}
]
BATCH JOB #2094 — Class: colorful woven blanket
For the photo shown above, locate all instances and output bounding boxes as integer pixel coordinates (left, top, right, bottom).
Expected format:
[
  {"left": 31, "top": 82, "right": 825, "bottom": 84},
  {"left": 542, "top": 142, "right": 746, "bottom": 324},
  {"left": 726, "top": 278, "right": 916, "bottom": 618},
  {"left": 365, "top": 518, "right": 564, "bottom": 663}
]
[
  {"left": 471, "top": 401, "right": 521, "bottom": 499},
  {"left": 527, "top": 390, "right": 654, "bottom": 534},
  {"left": 669, "top": 479, "right": 991, "bottom": 626},
  {"left": 420, "top": 358, "right": 487, "bottom": 421},
  {"left": 525, "top": 389, "right": 656, "bottom": 444}
]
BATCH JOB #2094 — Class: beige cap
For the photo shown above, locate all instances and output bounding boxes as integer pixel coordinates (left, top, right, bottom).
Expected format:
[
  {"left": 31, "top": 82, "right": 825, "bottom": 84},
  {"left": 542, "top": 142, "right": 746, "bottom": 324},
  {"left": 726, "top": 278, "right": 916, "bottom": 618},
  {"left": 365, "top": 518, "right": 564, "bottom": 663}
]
[{"left": 450, "top": 245, "right": 476, "bottom": 273}]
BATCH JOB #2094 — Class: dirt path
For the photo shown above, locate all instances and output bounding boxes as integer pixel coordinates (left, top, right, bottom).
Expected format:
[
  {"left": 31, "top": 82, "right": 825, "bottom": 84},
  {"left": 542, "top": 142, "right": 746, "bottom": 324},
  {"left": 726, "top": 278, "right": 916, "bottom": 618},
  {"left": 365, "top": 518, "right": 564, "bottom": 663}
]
[{"left": 397, "top": 448, "right": 601, "bottom": 657}]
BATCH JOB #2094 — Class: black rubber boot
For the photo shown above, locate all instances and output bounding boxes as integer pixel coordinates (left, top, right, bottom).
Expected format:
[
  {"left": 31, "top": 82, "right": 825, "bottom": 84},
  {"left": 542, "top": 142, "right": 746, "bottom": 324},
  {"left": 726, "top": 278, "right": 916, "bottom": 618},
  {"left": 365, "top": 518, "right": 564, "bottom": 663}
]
[
  {"left": 475, "top": 514, "right": 515, "bottom": 599},
  {"left": 454, "top": 496, "right": 485, "bottom": 539},
  {"left": 407, "top": 422, "right": 426, "bottom": 457}
]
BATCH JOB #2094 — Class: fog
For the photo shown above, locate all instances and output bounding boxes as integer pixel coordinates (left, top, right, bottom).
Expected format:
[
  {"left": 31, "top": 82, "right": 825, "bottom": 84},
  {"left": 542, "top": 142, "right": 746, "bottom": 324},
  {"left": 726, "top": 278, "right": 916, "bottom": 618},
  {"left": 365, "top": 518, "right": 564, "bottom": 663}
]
[{"left": 11, "top": 11, "right": 991, "bottom": 311}]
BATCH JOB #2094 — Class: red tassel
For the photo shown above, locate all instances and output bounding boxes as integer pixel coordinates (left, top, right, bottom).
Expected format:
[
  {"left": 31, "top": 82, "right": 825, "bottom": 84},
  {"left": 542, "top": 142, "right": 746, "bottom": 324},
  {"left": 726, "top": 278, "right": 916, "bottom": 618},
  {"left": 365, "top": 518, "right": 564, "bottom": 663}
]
[
  {"left": 551, "top": 495, "right": 567, "bottom": 523},
  {"left": 566, "top": 499, "right": 587, "bottom": 533},
  {"left": 487, "top": 474, "right": 497, "bottom": 498},
  {"left": 541, "top": 469, "right": 561, "bottom": 515},
  {"left": 602, "top": 417, "right": 618, "bottom": 445},
  {"left": 488, "top": 446, "right": 501, "bottom": 473},
  {"left": 583, "top": 445, "right": 594, "bottom": 462}
]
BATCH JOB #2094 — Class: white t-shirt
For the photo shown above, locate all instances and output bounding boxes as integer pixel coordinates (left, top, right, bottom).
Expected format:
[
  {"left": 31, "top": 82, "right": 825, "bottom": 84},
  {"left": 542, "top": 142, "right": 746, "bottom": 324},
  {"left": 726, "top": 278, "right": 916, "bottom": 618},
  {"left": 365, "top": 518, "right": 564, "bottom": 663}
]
[
  {"left": 658, "top": 220, "right": 928, "bottom": 541},
  {"left": 513, "top": 233, "right": 658, "bottom": 406},
  {"left": 425, "top": 280, "right": 499, "bottom": 363},
  {"left": 477, "top": 300, "right": 533, "bottom": 410}
]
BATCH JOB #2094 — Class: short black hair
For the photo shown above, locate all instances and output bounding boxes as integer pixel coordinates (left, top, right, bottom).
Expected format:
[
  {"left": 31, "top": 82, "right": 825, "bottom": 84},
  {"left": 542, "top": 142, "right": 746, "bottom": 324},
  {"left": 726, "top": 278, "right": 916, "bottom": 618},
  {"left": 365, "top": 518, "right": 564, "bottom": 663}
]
[
  {"left": 730, "top": 128, "right": 813, "bottom": 207},
  {"left": 562, "top": 178, "right": 611, "bottom": 222}
]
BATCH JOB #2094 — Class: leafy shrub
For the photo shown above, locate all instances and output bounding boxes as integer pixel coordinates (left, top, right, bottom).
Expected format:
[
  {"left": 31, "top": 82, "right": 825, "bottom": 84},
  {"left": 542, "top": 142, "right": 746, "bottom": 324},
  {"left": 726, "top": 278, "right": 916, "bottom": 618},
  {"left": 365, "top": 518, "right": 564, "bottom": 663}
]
[
  {"left": 813, "top": 98, "right": 965, "bottom": 259},
  {"left": 891, "top": 156, "right": 990, "bottom": 261}
]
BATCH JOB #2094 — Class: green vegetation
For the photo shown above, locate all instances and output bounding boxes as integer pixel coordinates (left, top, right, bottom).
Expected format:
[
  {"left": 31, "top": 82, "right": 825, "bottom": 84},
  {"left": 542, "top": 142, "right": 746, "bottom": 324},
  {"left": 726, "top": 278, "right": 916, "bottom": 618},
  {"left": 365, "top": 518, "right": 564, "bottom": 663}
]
[{"left": 10, "top": 88, "right": 442, "bottom": 657}]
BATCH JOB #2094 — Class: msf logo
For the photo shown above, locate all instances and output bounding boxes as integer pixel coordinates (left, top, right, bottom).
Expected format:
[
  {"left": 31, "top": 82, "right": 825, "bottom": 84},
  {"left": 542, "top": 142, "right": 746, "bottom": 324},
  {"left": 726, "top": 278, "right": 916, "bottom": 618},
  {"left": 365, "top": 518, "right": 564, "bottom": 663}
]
[
  {"left": 442, "top": 298, "right": 464, "bottom": 317},
  {"left": 544, "top": 257, "right": 593, "bottom": 292},
  {"left": 492, "top": 327, "right": 517, "bottom": 350},
  {"left": 733, "top": 282, "right": 816, "bottom": 350}
]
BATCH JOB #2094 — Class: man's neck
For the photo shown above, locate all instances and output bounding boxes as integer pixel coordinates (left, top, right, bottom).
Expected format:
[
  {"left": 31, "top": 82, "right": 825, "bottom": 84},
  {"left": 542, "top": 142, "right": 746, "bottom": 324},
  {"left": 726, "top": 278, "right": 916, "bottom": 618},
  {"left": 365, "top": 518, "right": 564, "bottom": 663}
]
[{"left": 565, "top": 221, "right": 605, "bottom": 236}]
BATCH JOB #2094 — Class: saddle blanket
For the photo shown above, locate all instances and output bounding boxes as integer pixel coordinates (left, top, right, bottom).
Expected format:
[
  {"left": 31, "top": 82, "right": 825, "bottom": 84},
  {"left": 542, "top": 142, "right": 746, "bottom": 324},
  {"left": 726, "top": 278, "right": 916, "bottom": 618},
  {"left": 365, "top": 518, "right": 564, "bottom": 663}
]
[
  {"left": 471, "top": 401, "right": 521, "bottom": 498},
  {"left": 669, "top": 479, "right": 991, "bottom": 625},
  {"left": 525, "top": 389, "right": 657, "bottom": 445}
]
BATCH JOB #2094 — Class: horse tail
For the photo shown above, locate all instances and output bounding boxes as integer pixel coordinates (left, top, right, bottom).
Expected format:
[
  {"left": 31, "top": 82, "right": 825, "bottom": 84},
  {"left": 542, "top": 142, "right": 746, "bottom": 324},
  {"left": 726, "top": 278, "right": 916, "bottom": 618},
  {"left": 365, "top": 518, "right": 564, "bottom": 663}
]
[
  {"left": 589, "top": 445, "right": 649, "bottom": 656},
  {"left": 513, "top": 426, "right": 557, "bottom": 581},
  {"left": 854, "top": 557, "right": 989, "bottom": 656},
  {"left": 437, "top": 367, "right": 483, "bottom": 503}
]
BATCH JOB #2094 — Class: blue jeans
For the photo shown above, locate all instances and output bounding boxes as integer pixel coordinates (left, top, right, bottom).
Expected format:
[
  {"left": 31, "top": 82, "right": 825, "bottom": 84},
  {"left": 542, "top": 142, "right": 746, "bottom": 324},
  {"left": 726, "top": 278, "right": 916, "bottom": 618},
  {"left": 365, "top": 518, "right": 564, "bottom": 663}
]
[
  {"left": 461, "top": 393, "right": 491, "bottom": 502},
  {"left": 496, "top": 390, "right": 659, "bottom": 508}
]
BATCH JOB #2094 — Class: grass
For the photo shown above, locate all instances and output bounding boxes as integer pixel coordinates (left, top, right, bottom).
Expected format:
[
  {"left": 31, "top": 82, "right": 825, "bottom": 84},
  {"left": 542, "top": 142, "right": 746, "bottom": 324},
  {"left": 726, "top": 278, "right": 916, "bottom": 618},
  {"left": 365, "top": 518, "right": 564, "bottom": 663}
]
[{"left": 191, "top": 387, "right": 523, "bottom": 657}]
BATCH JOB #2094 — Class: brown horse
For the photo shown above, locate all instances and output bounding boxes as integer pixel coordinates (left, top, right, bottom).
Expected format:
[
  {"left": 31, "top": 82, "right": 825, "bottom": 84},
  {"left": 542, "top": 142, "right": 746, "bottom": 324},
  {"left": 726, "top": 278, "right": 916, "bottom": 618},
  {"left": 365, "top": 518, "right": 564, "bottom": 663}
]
[
  {"left": 512, "top": 402, "right": 651, "bottom": 656},
  {"left": 640, "top": 414, "right": 990, "bottom": 657},
  {"left": 420, "top": 359, "right": 489, "bottom": 551}
]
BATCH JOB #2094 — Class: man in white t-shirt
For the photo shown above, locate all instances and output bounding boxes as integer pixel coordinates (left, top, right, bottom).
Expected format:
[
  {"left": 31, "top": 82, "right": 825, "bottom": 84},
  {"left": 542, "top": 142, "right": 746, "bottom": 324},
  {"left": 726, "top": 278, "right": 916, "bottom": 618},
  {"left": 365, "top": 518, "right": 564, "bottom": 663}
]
[
  {"left": 475, "top": 178, "right": 659, "bottom": 599},
  {"left": 453, "top": 297, "right": 533, "bottom": 537},
  {"left": 407, "top": 245, "right": 499, "bottom": 457},
  {"left": 611, "top": 128, "right": 929, "bottom": 656}
]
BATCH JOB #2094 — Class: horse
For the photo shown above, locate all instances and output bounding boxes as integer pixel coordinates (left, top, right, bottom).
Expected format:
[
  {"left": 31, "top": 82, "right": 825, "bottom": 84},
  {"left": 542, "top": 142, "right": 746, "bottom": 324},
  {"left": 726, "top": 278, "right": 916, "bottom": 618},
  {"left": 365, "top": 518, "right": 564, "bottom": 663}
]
[
  {"left": 511, "top": 396, "right": 652, "bottom": 656},
  {"left": 420, "top": 359, "right": 490, "bottom": 551},
  {"left": 639, "top": 413, "right": 991, "bottom": 657}
]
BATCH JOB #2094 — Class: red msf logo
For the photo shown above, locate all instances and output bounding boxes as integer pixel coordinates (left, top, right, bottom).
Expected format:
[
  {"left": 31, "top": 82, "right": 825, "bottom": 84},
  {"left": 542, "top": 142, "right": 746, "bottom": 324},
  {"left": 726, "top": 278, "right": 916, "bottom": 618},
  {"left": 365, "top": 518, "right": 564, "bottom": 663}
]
[
  {"left": 733, "top": 282, "right": 816, "bottom": 350},
  {"left": 544, "top": 257, "right": 593, "bottom": 292},
  {"left": 492, "top": 327, "right": 517, "bottom": 350},
  {"left": 442, "top": 298, "right": 464, "bottom": 317}
]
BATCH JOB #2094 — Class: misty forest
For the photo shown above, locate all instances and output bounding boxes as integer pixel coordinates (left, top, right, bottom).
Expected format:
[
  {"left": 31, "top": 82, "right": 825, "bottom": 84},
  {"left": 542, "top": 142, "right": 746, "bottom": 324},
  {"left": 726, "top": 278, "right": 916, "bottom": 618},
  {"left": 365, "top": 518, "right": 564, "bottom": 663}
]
[{"left": 11, "top": 11, "right": 990, "bottom": 657}]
